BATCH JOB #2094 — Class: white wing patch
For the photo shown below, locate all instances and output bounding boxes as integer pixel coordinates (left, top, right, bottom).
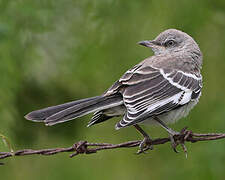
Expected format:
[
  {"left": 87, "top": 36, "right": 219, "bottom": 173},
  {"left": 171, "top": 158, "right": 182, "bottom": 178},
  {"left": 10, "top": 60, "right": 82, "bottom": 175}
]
[{"left": 179, "top": 91, "right": 192, "bottom": 104}]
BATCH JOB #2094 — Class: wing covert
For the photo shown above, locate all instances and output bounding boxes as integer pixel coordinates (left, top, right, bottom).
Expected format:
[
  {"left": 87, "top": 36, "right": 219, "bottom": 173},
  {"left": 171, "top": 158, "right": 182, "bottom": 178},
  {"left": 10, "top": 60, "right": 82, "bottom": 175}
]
[{"left": 116, "top": 65, "right": 202, "bottom": 129}]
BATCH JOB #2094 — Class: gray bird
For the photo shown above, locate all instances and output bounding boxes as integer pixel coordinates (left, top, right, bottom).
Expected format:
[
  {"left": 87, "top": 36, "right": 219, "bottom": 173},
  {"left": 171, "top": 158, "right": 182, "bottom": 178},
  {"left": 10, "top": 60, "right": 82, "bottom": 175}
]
[{"left": 25, "top": 29, "right": 203, "bottom": 152}]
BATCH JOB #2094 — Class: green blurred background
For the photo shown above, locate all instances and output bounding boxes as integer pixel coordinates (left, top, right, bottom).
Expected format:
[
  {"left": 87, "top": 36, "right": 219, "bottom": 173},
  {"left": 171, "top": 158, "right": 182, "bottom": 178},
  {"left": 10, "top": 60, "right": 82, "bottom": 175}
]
[{"left": 0, "top": 0, "right": 225, "bottom": 179}]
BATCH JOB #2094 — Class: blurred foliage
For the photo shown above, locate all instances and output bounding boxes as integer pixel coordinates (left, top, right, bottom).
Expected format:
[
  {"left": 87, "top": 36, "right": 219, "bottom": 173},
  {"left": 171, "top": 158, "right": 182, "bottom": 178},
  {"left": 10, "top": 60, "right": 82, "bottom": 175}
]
[{"left": 0, "top": 0, "right": 225, "bottom": 179}]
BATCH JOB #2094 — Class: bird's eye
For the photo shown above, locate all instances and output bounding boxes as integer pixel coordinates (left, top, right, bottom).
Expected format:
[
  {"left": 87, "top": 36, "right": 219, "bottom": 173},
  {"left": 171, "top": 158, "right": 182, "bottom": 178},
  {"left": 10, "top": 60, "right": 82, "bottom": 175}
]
[{"left": 164, "top": 40, "right": 176, "bottom": 47}]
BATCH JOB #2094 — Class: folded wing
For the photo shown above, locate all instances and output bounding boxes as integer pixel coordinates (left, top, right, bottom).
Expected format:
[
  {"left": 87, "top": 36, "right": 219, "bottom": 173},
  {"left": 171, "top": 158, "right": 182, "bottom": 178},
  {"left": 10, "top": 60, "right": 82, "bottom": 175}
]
[{"left": 115, "top": 65, "right": 202, "bottom": 129}]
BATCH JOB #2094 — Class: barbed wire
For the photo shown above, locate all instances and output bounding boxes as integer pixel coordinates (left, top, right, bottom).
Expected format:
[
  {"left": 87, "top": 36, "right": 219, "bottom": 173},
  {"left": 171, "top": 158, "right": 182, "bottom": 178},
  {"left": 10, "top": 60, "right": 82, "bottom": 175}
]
[{"left": 0, "top": 127, "right": 224, "bottom": 165}]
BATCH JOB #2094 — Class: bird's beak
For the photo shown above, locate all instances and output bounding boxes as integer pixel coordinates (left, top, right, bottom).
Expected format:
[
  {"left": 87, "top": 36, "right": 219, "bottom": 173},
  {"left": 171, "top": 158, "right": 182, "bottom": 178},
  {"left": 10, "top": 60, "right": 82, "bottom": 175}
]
[{"left": 138, "top": 40, "right": 157, "bottom": 48}]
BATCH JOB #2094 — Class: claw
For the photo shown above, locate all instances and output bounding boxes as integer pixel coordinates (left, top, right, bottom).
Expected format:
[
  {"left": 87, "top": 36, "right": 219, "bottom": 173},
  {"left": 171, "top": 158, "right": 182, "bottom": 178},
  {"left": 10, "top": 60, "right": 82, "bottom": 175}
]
[
  {"left": 133, "top": 124, "right": 154, "bottom": 154},
  {"left": 153, "top": 117, "right": 191, "bottom": 157},
  {"left": 136, "top": 136, "right": 153, "bottom": 154},
  {"left": 181, "top": 143, "right": 188, "bottom": 158},
  {"left": 168, "top": 129, "right": 192, "bottom": 157},
  {"left": 169, "top": 134, "right": 179, "bottom": 153}
]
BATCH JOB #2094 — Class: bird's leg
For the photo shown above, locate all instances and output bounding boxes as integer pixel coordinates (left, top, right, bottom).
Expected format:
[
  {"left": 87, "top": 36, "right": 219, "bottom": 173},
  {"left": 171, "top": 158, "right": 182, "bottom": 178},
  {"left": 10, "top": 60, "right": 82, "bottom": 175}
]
[
  {"left": 153, "top": 117, "right": 179, "bottom": 136},
  {"left": 133, "top": 124, "right": 153, "bottom": 154},
  {"left": 153, "top": 117, "right": 186, "bottom": 154}
]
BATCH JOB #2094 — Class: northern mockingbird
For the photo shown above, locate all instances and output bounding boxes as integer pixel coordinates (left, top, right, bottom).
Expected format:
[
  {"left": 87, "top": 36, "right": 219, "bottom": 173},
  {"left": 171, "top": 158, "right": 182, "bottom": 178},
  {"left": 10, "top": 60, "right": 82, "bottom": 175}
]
[{"left": 25, "top": 29, "right": 203, "bottom": 152}]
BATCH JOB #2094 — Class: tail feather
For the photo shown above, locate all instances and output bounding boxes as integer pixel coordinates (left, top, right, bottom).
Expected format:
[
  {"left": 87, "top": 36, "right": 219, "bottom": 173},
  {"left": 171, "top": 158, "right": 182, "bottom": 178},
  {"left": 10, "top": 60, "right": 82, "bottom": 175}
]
[
  {"left": 25, "top": 96, "right": 101, "bottom": 122},
  {"left": 45, "top": 94, "right": 123, "bottom": 126},
  {"left": 25, "top": 94, "right": 123, "bottom": 126},
  {"left": 87, "top": 111, "right": 113, "bottom": 127}
]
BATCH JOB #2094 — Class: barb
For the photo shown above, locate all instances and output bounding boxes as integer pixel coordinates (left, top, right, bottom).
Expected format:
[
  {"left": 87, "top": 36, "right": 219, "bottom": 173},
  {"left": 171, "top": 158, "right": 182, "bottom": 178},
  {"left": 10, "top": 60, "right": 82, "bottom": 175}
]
[{"left": 0, "top": 128, "right": 224, "bottom": 165}]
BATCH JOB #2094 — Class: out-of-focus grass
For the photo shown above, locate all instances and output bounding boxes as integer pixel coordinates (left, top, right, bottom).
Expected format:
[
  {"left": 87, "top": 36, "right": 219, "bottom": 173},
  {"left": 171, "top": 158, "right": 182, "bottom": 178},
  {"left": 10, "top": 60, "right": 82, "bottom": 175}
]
[{"left": 0, "top": 0, "right": 225, "bottom": 179}]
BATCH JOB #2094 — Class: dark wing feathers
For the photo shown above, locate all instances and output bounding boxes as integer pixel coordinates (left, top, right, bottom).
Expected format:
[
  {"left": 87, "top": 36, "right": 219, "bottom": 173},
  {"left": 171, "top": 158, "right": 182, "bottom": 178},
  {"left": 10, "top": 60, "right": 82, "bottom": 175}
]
[
  {"left": 87, "top": 111, "right": 113, "bottom": 127},
  {"left": 104, "top": 63, "right": 145, "bottom": 95},
  {"left": 114, "top": 65, "right": 202, "bottom": 129}
]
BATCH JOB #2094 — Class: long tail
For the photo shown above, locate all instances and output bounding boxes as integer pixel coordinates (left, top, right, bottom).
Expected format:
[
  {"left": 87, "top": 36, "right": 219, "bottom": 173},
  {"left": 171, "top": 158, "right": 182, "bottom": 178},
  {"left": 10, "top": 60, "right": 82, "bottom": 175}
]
[{"left": 25, "top": 94, "right": 123, "bottom": 126}]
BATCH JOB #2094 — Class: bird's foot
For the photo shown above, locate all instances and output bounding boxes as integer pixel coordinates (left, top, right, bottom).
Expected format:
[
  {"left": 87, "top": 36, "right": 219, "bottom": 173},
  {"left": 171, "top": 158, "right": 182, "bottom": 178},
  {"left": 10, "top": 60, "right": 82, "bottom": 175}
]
[
  {"left": 168, "top": 127, "right": 192, "bottom": 158},
  {"left": 136, "top": 136, "right": 154, "bottom": 154}
]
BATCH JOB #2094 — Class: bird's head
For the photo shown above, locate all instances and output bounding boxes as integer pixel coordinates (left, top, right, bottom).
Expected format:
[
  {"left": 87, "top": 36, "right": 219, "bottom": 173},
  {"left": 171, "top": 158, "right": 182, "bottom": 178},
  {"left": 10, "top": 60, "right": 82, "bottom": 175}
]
[
  {"left": 138, "top": 29, "right": 202, "bottom": 64},
  {"left": 138, "top": 29, "right": 203, "bottom": 68}
]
